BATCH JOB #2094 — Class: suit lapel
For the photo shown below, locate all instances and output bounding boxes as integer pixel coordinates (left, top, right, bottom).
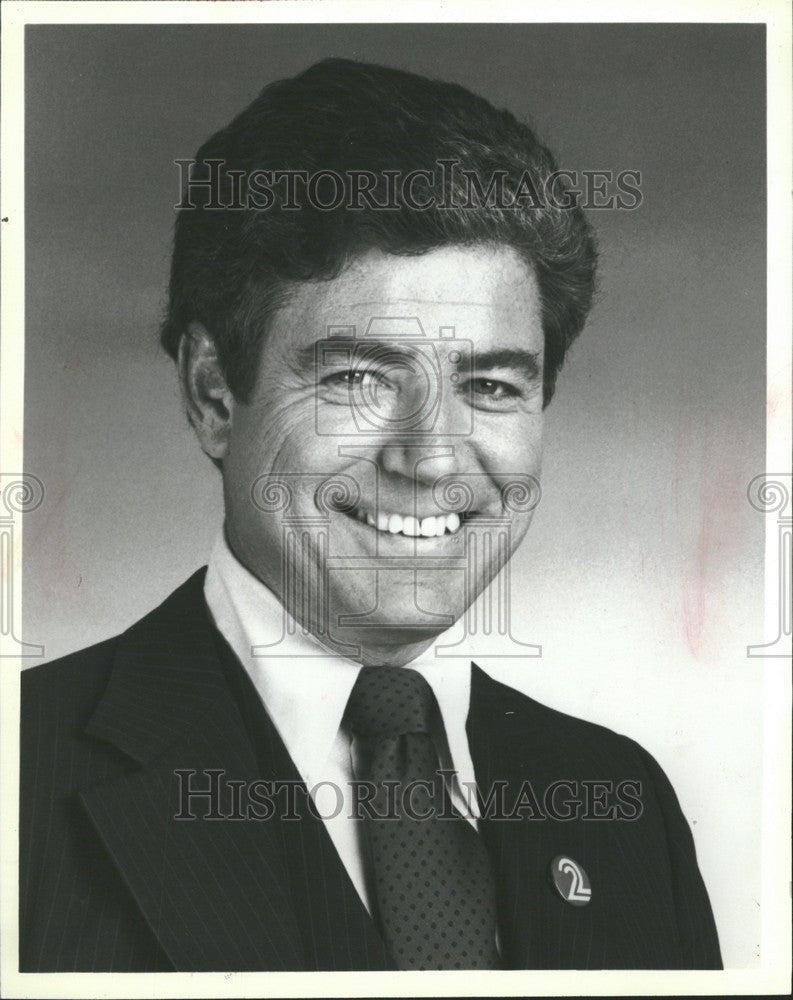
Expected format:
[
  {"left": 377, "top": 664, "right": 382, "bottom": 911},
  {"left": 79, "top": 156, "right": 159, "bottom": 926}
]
[
  {"left": 467, "top": 663, "right": 536, "bottom": 967},
  {"left": 211, "top": 624, "right": 394, "bottom": 971},
  {"left": 467, "top": 664, "right": 630, "bottom": 970},
  {"left": 81, "top": 570, "right": 390, "bottom": 971}
]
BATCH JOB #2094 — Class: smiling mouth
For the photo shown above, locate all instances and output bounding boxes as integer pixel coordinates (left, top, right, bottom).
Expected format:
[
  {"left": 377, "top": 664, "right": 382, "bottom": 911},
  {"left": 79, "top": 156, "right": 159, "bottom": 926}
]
[{"left": 341, "top": 504, "right": 466, "bottom": 538}]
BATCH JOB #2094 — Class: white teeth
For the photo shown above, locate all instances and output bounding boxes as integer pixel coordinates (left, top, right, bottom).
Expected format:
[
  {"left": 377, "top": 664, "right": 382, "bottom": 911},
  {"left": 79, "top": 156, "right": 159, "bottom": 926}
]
[
  {"left": 348, "top": 507, "right": 465, "bottom": 537},
  {"left": 420, "top": 516, "right": 437, "bottom": 537}
]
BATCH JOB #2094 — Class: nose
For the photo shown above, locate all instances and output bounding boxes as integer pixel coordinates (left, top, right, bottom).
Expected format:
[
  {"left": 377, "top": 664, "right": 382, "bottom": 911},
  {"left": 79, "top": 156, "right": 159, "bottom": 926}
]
[{"left": 376, "top": 375, "right": 472, "bottom": 487}]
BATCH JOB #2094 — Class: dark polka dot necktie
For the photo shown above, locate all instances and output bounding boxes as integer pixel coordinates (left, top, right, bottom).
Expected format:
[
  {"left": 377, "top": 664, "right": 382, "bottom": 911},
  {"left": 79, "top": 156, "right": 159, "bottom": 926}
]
[{"left": 344, "top": 665, "right": 501, "bottom": 970}]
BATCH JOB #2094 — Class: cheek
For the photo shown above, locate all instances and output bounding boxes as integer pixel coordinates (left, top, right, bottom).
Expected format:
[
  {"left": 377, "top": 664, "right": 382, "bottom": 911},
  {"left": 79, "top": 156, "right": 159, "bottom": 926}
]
[
  {"left": 225, "top": 400, "right": 345, "bottom": 548},
  {"left": 477, "top": 415, "right": 544, "bottom": 474},
  {"left": 231, "top": 398, "right": 325, "bottom": 478},
  {"left": 479, "top": 419, "right": 543, "bottom": 538},
  {"left": 518, "top": 415, "right": 543, "bottom": 466},
  {"left": 509, "top": 509, "right": 536, "bottom": 550}
]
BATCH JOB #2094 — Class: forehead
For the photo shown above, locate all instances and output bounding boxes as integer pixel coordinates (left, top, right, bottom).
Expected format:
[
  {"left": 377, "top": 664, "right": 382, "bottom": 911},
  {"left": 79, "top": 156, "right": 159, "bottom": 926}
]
[{"left": 268, "top": 245, "right": 543, "bottom": 353}]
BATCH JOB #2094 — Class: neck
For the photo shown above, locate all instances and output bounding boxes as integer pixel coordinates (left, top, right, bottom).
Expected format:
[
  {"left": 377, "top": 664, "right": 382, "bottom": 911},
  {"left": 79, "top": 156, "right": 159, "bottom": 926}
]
[{"left": 357, "top": 635, "right": 438, "bottom": 667}]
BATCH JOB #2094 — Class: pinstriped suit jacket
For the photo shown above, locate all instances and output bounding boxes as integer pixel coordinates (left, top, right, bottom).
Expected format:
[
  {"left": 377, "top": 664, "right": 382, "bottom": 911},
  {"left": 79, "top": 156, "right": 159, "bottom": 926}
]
[{"left": 20, "top": 569, "right": 722, "bottom": 971}]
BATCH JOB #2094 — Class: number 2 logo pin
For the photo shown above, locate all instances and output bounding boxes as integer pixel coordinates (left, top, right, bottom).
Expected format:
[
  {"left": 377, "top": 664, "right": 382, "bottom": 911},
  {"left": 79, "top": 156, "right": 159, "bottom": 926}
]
[{"left": 550, "top": 855, "right": 592, "bottom": 906}]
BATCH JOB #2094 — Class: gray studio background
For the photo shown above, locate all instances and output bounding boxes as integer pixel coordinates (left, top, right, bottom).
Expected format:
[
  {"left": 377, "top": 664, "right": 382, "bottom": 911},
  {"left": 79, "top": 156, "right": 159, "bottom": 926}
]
[{"left": 23, "top": 24, "right": 765, "bottom": 967}]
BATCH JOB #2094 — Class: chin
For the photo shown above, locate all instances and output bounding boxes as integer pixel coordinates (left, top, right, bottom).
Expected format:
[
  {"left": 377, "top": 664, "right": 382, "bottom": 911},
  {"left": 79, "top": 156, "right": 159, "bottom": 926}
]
[
  {"left": 335, "top": 598, "right": 462, "bottom": 641},
  {"left": 336, "top": 620, "right": 454, "bottom": 667}
]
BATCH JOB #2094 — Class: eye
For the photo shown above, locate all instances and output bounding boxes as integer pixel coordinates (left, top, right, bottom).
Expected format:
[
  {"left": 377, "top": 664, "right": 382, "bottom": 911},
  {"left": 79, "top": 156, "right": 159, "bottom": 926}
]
[
  {"left": 461, "top": 375, "right": 531, "bottom": 413},
  {"left": 321, "top": 368, "right": 376, "bottom": 389},
  {"left": 471, "top": 377, "right": 519, "bottom": 399}
]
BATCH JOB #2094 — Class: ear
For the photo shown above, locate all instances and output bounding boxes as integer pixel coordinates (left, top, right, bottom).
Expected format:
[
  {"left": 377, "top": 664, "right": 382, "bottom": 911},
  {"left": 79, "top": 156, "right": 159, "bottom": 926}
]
[{"left": 177, "top": 321, "right": 235, "bottom": 460}]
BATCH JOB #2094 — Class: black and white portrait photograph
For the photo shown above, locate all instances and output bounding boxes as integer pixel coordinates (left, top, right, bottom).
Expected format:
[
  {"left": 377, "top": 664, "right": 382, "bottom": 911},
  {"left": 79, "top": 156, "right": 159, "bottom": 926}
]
[{"left": 1, "top": 1, "right": 790, "bottom": 997}]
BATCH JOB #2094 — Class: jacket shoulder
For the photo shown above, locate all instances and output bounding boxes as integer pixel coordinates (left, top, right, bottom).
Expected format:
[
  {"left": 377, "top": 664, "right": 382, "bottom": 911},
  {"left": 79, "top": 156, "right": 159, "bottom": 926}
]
[
  {"left": 473, "top": 665, "right": 658, "bottom": 773},
  {"left": 21, "top": 567, "right": 209, "bottom": 722},
  {"left": 21, "top": 636, "right": 120, "bottom": 726},
  {"left": 472, "top": 667, "right": 723, "bottom": 969}
]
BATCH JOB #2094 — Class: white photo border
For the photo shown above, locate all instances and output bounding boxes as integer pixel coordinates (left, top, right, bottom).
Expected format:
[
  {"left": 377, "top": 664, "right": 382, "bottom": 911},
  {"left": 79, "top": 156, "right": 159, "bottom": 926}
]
[{"left": 1, "top": 2, "right": 790, "bottom": 997}]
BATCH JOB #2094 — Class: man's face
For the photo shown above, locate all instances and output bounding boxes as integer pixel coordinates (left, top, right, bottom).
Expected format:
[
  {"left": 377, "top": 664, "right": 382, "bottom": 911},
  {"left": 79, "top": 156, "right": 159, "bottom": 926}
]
[{"left": 222, "top": 245, "right": 545, "bottom": 663}]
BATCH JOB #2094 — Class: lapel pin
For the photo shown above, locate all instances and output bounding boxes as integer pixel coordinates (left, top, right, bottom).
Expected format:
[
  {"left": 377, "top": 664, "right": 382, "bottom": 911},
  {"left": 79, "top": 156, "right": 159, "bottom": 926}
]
[{"left": 550, "top": 855, "right": 591, "bottom": 907}]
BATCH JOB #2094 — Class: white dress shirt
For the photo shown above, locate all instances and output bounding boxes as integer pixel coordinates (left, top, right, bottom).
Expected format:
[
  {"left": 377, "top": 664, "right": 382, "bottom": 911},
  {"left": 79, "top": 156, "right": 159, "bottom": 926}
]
[{"left": 203, "top": 530, "right": 481, "bottom": 914}]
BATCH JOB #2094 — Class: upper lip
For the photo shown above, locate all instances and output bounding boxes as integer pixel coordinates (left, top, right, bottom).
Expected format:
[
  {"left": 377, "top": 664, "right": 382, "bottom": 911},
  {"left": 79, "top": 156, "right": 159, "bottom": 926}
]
[
  {"left": 322, "top": 483, "right": 497, "bottom": 523},
  {"left": 345, "top": 504, "right": 466, "bottom": 537},
  {"left": 341, "top": 499, "right": 474, "bottom": 519}
]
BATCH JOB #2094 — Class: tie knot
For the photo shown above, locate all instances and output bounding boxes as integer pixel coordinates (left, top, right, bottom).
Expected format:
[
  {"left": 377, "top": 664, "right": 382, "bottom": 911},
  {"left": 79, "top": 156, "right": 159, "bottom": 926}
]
[{"left": 345, "top": 666, "right": 437, "bottom": 738}]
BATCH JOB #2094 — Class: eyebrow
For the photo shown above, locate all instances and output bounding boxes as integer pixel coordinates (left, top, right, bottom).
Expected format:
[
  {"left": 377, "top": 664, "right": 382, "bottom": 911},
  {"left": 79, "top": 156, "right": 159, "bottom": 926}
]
[
  {"left": 470, "top": 349, "right": 541, "bottom": 381},
  {"left": 294, "top": 340, "right": 541, "bottom": 381}
]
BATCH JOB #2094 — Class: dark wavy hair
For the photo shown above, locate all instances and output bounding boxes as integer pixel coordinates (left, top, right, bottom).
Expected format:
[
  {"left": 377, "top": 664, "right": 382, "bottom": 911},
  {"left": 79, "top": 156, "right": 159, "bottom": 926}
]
[{"left": 161, "top": 58, "right": 597, "bottom": 406}]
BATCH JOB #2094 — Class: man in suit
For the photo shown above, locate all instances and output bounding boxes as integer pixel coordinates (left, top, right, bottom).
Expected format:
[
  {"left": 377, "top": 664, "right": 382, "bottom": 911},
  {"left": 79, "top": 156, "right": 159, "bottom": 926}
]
[{"left": 20, "top": 58, "right": 722, "bottom": 972}]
